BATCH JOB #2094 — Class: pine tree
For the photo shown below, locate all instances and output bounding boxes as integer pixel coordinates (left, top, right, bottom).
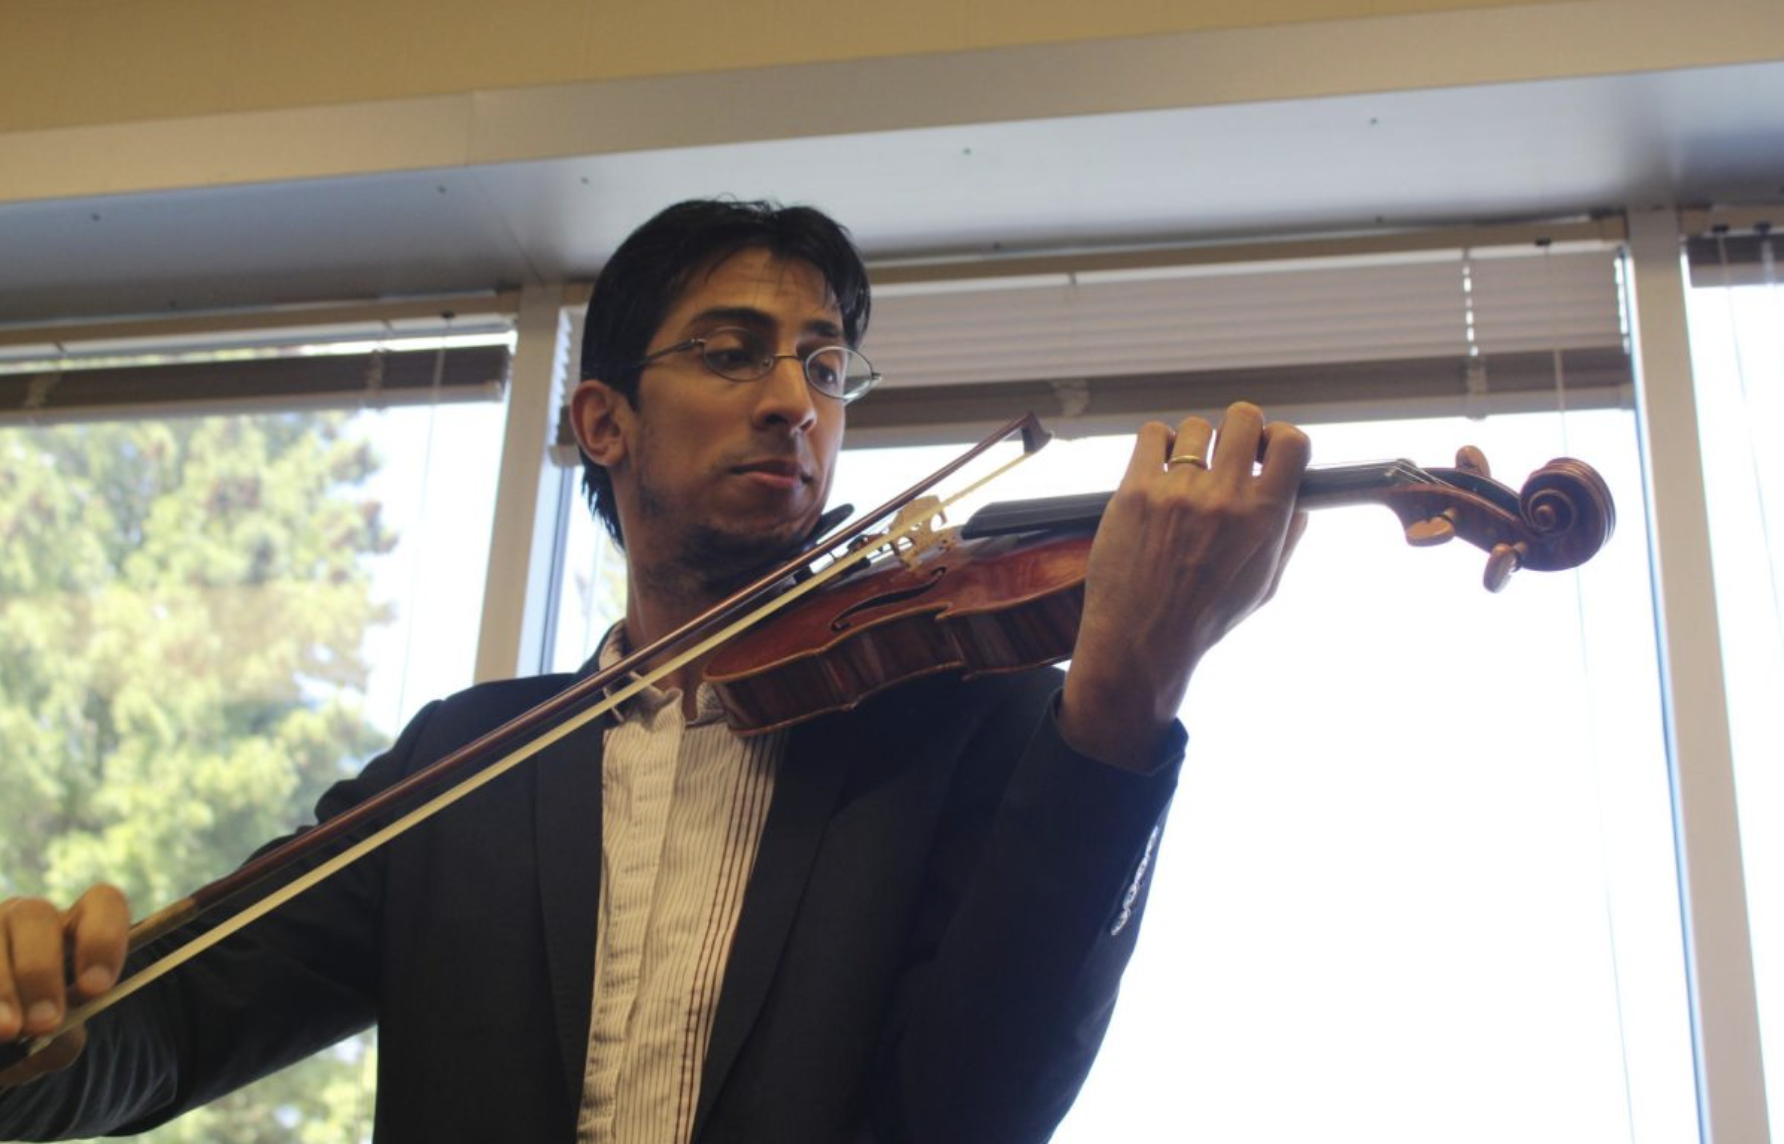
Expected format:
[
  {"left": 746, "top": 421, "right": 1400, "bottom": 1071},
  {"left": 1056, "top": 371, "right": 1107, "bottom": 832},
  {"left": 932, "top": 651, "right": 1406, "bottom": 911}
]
[{"left": 0, "top": 411, "right": 394, "bottom": 1143}]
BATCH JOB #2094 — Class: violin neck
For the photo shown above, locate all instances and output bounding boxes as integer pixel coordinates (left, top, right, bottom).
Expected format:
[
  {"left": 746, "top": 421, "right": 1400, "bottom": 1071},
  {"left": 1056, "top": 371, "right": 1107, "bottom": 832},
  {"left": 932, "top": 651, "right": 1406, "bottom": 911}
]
[
  {"left": 958, "top": 462, "right": 1429, "bottom": 538},
  {"left": 1297, "top": 461, "right": 1436, "bottom": 508}
]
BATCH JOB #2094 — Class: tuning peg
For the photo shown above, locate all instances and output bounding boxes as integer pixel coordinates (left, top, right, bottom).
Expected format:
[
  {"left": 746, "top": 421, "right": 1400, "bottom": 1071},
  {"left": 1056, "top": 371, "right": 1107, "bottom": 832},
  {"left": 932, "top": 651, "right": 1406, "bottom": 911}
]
[
  {"left": 1483, "top": 542, "right": 1525, "bottom": 592},
  {"left": 1455, "top": 446, "right": 1491, "bottom": 477},
  {"left": 1404, "top": 513, "right": 1457, "bottom": 546}
]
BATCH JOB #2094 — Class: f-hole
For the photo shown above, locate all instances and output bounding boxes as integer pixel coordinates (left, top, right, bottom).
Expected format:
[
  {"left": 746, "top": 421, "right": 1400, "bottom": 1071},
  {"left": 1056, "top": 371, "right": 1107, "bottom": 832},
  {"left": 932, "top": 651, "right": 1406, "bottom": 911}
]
[{"left": 830, "top": 567, "right": 948, "bottom": 632}]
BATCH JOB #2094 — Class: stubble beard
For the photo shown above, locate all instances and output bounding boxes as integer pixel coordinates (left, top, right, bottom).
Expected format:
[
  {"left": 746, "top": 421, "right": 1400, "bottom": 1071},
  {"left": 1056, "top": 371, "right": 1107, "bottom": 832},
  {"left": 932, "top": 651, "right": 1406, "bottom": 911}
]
[{"left": 633, "top": 472, "right": 810, "bottom": 600}]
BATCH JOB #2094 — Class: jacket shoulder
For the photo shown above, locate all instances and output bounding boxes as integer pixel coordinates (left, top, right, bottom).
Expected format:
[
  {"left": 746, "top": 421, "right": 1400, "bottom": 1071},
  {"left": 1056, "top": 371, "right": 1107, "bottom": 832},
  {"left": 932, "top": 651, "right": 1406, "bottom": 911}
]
[{"left": 422, "top": 669, "right": 580, "bottom": 737}]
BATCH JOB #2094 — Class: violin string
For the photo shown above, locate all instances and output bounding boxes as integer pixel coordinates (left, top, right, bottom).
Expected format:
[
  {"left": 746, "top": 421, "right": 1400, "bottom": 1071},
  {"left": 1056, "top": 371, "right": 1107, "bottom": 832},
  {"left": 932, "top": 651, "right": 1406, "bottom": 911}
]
[
  {"left": 23, "top": 431, "right": 1046, "bottom": 1055},
  {"left": 1380, "top": 459, "right": 1437, "bottom": 488},
  {"left": 1401, "top": 460, "right": 1437, "bottom": 485}
]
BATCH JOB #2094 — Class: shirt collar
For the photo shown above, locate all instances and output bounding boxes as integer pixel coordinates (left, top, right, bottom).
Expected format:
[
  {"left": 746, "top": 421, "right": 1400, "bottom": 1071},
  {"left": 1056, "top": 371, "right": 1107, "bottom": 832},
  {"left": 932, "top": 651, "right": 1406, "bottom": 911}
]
[{"left": 594, "top": 622, "right": 728, "bottom": 726}]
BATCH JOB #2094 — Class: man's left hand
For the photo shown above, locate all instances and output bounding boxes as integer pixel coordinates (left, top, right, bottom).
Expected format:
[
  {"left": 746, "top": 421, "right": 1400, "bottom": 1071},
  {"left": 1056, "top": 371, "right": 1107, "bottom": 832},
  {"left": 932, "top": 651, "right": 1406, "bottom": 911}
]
[{"left": 1058, "top": 402, "right": 1310, "bottom": 768}]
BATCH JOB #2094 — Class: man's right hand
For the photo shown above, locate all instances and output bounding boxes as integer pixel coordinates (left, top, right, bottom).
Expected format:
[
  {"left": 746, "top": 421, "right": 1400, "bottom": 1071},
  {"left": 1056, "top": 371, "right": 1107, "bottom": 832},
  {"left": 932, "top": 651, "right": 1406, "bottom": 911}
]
[{"left": 0, "top": 885, "right": 130, "bottom": 1088}]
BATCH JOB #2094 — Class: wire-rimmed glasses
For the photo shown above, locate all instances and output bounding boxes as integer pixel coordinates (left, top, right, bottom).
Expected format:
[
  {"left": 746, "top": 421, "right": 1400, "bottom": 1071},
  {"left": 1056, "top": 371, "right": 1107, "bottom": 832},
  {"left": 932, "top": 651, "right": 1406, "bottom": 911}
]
[{"left": 632, "top": 326, "right": 880, "bottom": 403}]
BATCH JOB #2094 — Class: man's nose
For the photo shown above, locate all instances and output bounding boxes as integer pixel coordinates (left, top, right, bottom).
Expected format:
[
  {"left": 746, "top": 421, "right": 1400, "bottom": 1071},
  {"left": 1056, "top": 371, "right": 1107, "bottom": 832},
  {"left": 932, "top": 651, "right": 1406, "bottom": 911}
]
[{"left": 752, "top": 354, "right": 819, "bottom": 431}]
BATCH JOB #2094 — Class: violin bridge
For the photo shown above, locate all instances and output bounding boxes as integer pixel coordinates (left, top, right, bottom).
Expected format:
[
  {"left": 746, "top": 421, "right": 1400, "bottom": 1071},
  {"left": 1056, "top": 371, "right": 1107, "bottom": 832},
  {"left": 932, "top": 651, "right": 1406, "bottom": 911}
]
[{"left": 887, "top": 495, "right": 952, "bottom": 570}]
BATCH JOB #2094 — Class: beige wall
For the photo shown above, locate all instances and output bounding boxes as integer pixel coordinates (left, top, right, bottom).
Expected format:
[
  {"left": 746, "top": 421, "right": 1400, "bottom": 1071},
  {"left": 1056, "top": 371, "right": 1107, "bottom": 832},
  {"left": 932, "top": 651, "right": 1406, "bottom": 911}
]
[
  {"left": 0, "top": 0, "right": 1565, "bottom": 133},
  {"left": 1, "top": 0, "right": 1780, "bottom": 206}
]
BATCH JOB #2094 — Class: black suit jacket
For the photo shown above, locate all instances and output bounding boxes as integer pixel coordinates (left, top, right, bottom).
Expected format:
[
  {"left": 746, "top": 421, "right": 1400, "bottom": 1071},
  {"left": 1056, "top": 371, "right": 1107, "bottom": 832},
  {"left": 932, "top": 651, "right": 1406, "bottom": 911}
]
[{"left": 0, "top": 665, "right": 1180, "bottom": 1143}]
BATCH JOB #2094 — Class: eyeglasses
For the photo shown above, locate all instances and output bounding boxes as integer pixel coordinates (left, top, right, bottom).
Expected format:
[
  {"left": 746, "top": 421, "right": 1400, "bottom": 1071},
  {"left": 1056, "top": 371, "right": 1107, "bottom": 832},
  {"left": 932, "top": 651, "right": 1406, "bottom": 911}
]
[{"left": 632, "top": 327, "right": 881, "bottom": 403}]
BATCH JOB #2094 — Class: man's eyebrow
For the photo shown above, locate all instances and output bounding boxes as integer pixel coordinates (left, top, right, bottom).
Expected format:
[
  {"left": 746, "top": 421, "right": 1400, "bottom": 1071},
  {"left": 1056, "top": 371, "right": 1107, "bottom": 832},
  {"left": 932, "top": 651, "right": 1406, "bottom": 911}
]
[
  {"left": 683, "top": 307, "right": 844, "bottom": 340},
  {"left": 684, "top": 306, "right": 771, "bottom": 331}
]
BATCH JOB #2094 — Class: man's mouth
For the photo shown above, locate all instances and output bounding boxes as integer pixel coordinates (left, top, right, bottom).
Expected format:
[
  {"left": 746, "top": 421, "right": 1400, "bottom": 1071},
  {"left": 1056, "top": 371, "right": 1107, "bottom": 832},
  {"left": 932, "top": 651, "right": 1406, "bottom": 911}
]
[
  {"left": 732, "top": 459, "right": 808, "bottom": 482},
  {"left": 730, "top": 459, "right": 810, "bottom": 492}
]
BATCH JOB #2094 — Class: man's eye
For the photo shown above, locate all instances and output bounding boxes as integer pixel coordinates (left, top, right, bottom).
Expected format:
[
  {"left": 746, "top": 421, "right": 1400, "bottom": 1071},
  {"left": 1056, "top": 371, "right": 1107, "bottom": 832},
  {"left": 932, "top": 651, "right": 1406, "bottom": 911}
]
[
  {"left": 806, "top": 348, "right": 848, "bottom": 389},
  {"left": 708, "top": 346, "right": 760, "bottom": 370},
  {"left": 701, "top": 331, "right": 767, "bottom": 374}
]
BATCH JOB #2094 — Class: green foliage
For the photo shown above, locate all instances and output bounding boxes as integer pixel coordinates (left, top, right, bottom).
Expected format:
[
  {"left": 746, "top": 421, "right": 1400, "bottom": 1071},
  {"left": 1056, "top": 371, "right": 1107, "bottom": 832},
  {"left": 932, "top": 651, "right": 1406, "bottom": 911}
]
[{"left": 0, "top": 413, "right": 391, "bottom": 1143}]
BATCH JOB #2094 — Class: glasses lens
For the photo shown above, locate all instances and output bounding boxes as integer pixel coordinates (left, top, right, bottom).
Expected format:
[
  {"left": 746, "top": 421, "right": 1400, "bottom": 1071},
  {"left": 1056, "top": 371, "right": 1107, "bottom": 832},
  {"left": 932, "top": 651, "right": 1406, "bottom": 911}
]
[
  {"left": 804, "top": 347, "right": 848, "bottom": 396},
  {"left": 700, "top": 329, "right": 772, "bottom": 380},
  {"left": 806, "top": 347, "right": 879, "bottom": 401}
]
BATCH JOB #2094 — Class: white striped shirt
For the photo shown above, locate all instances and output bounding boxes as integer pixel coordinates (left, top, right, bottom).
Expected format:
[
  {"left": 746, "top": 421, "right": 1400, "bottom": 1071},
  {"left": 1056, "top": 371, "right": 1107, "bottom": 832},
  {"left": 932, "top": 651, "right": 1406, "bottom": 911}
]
[{"left": 576, "top": 630, "right": 786, "bottom": 1144}]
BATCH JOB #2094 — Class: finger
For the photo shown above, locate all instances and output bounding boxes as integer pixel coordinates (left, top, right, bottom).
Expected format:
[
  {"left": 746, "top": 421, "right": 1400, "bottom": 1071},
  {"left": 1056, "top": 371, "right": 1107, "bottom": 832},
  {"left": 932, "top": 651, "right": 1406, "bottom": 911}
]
[
  {"left": 1, "top": 900, "right": 69, "bottom": 1039},
  {"left": 1255, "top": 420, "right": 1312, "bottom": 501},
  {"left": 65, "top": 885, "right": 128, "bottom": 1002},
  {"left": 1165, "top": 415, "right": 1215, "bottom": 474},
  {"left": 1209, "top": 402, "right": 1264, "bottom": 478},
  {"left": 0, "top": 906, "right": 18, "bottom": 1043},
  {"left": 1262, "top": 510, "right": 1311, "bottom": 604},
  {"left": 1122, "top": 421, "right": 1175, "bottom": 485}
]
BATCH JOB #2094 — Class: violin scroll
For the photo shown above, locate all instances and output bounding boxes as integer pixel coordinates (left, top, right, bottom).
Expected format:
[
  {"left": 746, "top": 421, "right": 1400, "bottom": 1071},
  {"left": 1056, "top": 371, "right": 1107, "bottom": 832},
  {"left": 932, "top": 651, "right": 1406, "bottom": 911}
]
[
  {"left": 1518, "top": 459, "right": 1617, "bottom": 564},
  {"left": 1383, "top": 450, "right": 1615, "bottom": 592},
  {"left": 1479, "top": 457, "right": 1616, "bottom": 592}
]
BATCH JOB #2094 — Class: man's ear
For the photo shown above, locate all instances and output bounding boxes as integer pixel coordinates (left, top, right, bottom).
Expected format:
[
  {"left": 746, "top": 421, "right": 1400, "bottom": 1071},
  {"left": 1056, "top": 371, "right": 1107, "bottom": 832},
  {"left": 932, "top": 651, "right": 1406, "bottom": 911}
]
[{"left": 569, "top": 378, "right": 630, "bottom": 468}]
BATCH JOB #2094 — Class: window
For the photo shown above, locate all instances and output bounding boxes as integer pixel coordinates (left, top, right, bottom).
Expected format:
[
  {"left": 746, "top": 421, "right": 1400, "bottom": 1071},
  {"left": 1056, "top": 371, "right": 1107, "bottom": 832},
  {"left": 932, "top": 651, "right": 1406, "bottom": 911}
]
[
  {"left": 1687, "top": 231, "right": 1784, "bottom": 1142},
  {"left": 546, "top": 468, "right": 627, "bottom": 675},
  {"left": 0, "top": 336, "right": 508, "bottom": 1142},
  {"left": 830, "top": 406, "right": 1689, "bottom": 1143},
  {"left": 539, "top": 232, "right": 1694, "bottom": 1141}
]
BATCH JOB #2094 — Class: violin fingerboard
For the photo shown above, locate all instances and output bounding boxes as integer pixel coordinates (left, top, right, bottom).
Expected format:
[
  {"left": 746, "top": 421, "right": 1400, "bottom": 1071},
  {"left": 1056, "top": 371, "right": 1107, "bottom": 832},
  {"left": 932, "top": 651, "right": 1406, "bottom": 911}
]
[{"left": 961, "top": 491, "right": 1112, "bottom": 538}]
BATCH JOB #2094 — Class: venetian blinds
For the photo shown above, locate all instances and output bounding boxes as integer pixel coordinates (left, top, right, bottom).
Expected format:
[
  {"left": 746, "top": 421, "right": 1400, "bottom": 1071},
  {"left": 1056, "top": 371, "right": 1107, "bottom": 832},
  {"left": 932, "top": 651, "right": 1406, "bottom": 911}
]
[
  {"left": 1683, "top": 207, "right": 1780, "bottom": 289},
  {"left": 0, "top": 295, "right": 515, "bottom": 425},
  {"left": 846, "top": 222, "right": 1630, "bottom": 444}
]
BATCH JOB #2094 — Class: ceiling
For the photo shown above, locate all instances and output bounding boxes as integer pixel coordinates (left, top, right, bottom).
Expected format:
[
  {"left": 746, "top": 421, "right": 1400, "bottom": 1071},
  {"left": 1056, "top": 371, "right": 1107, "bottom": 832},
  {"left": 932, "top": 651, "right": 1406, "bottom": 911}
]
[{"left": 1, "top": 57, "right": 1780, "bottom": 329}]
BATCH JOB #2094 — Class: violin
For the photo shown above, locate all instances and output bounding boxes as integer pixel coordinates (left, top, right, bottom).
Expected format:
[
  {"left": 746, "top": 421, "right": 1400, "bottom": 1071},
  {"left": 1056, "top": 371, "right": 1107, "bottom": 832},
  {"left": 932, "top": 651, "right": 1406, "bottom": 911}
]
[
  {"left": 705, "top": 443, "right": 1614, "bottom": 734},
  {"left": 0, "top": 412, "right": 1615, "bottom": 1071}
]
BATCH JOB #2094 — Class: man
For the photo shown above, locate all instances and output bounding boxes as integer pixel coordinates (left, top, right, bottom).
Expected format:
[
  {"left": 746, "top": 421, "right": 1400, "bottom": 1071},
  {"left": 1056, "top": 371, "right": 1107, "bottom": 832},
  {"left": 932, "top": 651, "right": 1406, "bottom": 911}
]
[{"left": 0, "top": 200, "right": 1309, "bottom": 1141}]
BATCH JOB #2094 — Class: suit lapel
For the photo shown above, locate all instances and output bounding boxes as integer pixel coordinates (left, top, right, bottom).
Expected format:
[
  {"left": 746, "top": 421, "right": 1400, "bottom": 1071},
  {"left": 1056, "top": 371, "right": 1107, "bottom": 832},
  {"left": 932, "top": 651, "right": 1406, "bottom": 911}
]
[
  {"left": 533, "top": 714, "right": 608, "bottom": 1109},
  {"left": 693, "top": 713, "right": 854, "bottom": 1137}
]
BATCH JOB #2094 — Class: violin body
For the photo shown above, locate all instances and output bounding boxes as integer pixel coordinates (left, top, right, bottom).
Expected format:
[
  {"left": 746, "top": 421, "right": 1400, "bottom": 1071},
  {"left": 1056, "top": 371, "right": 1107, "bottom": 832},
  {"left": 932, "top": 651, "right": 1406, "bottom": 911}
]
[{"left": 707, "top": 529, "right": 1093, "bottom": 734}]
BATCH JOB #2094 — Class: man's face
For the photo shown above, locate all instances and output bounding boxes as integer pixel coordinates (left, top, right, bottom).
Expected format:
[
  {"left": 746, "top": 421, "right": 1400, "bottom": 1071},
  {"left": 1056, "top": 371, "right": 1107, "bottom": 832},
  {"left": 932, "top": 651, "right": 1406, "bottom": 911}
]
[{"left": 601, "top": 248, "right": 847, "bottom": 584}]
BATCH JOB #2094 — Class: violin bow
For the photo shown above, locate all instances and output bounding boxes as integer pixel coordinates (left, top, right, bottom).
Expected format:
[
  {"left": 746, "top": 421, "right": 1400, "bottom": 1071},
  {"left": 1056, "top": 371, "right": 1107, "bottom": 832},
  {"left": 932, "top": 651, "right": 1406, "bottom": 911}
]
[{"left": 0, "top": 413, "right": 1054, "bottom": 1070}]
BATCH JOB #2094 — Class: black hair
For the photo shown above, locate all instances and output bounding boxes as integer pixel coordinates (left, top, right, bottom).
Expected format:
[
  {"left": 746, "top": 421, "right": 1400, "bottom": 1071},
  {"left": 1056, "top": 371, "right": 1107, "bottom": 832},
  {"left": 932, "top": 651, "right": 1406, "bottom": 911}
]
[{"left": 577, "top": 199, "right": 872, "bottom": 547}]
